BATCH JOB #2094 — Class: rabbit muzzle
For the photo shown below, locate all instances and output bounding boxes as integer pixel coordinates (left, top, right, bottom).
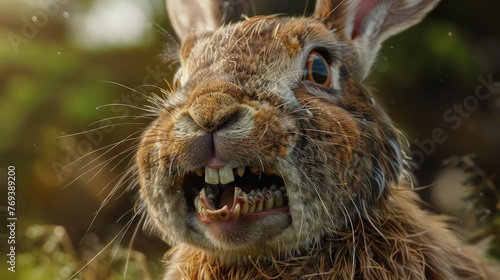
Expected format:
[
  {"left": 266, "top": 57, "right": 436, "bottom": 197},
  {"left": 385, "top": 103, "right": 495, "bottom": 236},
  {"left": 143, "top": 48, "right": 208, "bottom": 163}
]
[
  {"left": 137, "top": 77, "right": 296, "bottom": 248},
  {"left": 183, "top": 85, "right": 292, "bottom": 243}
]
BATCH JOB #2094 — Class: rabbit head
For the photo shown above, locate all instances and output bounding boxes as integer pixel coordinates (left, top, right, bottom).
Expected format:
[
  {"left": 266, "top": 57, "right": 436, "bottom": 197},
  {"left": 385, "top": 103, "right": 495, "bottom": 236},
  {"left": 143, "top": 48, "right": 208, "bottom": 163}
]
[{"left": 136, "top": 0, "right": 439, "bottom": 260}]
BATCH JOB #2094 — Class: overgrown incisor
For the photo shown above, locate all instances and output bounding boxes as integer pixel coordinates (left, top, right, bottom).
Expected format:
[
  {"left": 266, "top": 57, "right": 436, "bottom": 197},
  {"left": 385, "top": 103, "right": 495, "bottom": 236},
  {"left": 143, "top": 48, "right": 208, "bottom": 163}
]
[{"left": 136, "top": 0, "right": 497, "bottom": 279}]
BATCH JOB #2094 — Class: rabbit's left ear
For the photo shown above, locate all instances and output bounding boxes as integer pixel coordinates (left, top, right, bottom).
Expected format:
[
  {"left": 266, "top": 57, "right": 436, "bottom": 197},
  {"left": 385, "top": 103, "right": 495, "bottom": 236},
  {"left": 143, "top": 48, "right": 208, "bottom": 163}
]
[
  {"left": 166, "top": 0, "right": 253, "bottom": 42},
  {"left": 315, "top": 0, "right": 440, "bottom": 80},
  {"left": 166, "top": 0, "right": 220, "bottom": 41}
]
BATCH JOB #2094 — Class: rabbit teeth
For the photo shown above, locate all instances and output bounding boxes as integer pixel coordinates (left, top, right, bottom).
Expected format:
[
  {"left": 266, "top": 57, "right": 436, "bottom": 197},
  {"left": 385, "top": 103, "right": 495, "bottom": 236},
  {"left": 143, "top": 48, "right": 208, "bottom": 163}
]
[
  {"left": 204, "top": 166, "right": 220, "bottom": 185},
  {"left": 194, "top": 185, "right": 288, "bottom": 221},
  {"left": 204, "top": 166, "right": 235, "bottom": 185},
  {"left": 203, "top": 166, "right": 279, "bottom": 185},
  {"left": 236, "top": 166, "right": 245, "bottom": 177},
  {"left": 219, "top": 166, "right": 235, "bottom": 184}
]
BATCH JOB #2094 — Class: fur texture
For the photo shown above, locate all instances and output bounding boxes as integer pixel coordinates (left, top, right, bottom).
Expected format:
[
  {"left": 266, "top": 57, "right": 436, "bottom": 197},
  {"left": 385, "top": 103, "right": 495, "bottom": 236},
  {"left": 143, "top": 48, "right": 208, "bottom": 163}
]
[{"left": 135, "top": 0, "right": 497, "bottom": 279}]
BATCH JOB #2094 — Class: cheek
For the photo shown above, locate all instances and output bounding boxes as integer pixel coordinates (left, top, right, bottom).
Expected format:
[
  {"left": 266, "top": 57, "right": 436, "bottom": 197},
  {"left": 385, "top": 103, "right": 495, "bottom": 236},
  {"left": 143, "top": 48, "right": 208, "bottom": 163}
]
[
  {"left": 251, "top": 107, "right": 299, "bottom": 158},
  {"left": 137, "top": 119, "right": 164, "bottom": 172},
  {"left": 138, "top": 111, "right": 188, "bottom": 168},
  {"left": 304, "top": 100, "right": 360, "bottom": 166}
]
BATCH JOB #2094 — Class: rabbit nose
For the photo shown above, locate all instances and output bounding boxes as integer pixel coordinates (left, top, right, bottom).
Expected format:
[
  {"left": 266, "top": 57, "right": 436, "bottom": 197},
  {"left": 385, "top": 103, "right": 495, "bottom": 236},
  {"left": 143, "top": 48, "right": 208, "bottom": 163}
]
[{"left": 188, "top": 92, "right": 239, "bottom": 131}]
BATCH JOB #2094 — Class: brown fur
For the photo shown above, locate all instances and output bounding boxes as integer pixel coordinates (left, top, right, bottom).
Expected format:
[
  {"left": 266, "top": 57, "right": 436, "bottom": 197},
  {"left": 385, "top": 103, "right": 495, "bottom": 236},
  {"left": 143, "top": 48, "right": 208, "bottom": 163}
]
[{"left": 135, "top": 1, "right": 498, "bottom": 279}]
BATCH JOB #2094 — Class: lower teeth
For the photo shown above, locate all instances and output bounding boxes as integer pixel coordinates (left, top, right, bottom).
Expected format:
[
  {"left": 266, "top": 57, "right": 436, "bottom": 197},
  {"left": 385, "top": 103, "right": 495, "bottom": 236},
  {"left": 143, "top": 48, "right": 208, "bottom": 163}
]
[{"left": 195, "top": 186, "right": 287, "bottom": 220}]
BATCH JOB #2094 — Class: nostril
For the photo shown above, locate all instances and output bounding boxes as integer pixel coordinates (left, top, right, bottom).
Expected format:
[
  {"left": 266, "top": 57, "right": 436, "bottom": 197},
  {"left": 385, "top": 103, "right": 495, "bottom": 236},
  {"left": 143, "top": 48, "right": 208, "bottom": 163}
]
[{"left": 188, "top": 92, "right": 239, "bottom": 131}]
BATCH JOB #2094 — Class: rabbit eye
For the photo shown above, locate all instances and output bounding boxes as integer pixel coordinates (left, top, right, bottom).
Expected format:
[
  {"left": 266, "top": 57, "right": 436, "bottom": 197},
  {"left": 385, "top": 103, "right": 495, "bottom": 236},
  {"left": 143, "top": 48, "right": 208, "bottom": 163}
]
[{"left": 302, "top": 51, "right": 331, "bottom": 87}]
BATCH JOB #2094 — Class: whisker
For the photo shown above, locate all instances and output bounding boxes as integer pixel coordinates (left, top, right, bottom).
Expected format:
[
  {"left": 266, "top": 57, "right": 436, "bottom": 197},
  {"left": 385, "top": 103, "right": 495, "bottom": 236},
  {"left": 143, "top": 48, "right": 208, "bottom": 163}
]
[
  {"left": 61, "top": 132, "right": 143, "bottom": 188},
  {"left": 123, "top": 213, "right": 146, "bottom": 278},
  {"left": 87, "top": 115, "right": 155, "bottom": 127},
  {"left": 57, "top": 122, "right": 147, "bottom": 139},
  {"left": 81, "top": 166, "right": 137, "bottom": 243},
  {"left": 101, "top": 80, "right": 153, "bottom": 99},
  {"left": 96, "top": 103, "right": 155, "bottom": 113},
  {"left": 69, "top": 214, "right": 138, "bottom": 280}
]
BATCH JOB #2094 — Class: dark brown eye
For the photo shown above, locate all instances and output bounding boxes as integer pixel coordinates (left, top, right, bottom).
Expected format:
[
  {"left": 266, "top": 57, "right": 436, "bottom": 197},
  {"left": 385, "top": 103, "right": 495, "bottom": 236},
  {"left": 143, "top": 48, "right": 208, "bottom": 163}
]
[{"left": 302, "top": 51, "right": 331, "bottom": 87}]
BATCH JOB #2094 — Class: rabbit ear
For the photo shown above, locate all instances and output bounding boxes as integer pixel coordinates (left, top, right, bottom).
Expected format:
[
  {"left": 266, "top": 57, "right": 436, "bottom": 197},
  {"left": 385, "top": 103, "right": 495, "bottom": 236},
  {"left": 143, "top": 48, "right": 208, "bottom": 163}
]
[
  {"left": 166, "top": 0, "right": 221, "bottom": 41},
  {"left": 166, "top": 0, "right": 253, "bottom": 41},
  {"left": 315, "top": 0, "right": 439, "bottom": 79}
]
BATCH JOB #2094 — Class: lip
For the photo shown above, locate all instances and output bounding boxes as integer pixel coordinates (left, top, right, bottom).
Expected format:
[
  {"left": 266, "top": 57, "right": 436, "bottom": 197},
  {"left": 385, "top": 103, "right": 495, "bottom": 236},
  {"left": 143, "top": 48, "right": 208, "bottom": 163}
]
[
  {"left": 197, "top": 205, "right": 290, "bottom": 223},
  {"left": 192, "top": 204, "right": 292, "bottom": 244}
]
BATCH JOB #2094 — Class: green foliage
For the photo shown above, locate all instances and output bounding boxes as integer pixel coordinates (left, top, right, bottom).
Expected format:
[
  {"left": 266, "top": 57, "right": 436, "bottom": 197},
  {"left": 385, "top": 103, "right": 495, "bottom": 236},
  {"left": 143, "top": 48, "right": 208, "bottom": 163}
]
[
  {"left": 6, "top": 225, "right": 163, "bottom": 280},
  {"left": 445, "top": 156, "right": 500, "bottom": 260}
]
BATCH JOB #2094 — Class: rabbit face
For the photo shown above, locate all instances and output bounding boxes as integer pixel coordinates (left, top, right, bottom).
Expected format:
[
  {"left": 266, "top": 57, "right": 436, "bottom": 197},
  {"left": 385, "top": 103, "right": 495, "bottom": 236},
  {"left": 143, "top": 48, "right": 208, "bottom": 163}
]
[
  {"left": 137, "top": 0, "right": 439, "bottom": 260},
  {"left": 137, "top": 17, "right": 401, "bottom": 257}
]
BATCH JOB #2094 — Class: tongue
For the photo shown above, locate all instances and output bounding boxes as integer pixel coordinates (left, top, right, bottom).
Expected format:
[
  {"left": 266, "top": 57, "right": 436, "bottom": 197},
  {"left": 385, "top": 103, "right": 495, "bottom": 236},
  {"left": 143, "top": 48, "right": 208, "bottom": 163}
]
[{"left": 218, "top": 186, "right": 236, "bottom": 209}]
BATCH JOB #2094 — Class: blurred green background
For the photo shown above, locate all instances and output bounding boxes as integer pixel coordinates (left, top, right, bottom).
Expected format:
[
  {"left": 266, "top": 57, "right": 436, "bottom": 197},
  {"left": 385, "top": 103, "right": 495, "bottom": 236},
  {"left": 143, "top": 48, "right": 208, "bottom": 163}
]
[{"left": 0, "top": 0, "right": 499, "bottom": 279}]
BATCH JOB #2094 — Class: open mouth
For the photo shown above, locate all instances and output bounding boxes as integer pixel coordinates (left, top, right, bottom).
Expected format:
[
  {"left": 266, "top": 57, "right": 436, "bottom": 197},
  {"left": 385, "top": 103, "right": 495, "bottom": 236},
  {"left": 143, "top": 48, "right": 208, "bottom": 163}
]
[{"left": 183, "top": 166, "right": 289, "bottom": 222}]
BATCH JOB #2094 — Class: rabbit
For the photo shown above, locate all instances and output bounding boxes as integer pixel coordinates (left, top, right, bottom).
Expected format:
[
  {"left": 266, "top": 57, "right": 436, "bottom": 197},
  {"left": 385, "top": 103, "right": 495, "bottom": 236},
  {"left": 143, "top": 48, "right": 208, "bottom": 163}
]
[{"left": 136, "top": 0, "right": 497, "bottom": 279}]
